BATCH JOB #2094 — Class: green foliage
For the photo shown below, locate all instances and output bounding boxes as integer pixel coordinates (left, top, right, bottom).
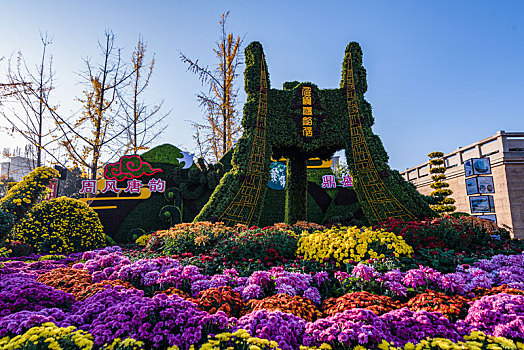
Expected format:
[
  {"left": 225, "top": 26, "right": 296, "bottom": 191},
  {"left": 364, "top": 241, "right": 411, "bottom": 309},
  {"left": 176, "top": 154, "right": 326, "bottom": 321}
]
[
  {"left": 107, "top": 160, "right": 178, "bottom": 242},
  {"left": 431, "top": 174, "right": 446, "bottom": 181},
  {"left": 172, "top": 155, "right": 230, "bottom": 201},
  {"left": 4, "top": 240, "right": 33, "bottom": 256},
  {"left": 38, "top": 254, "right": 66, "bottom": 261},
  {"left": 10, "top": 196, "right": 106, "bottom": 254},
  {"left": 429, "top": 167, "right": 446, "bottom": 174},
  {"left": 401, "top": 248, "right": 479, "bottom": 273},
  {"left": 0, "top": 208, "right": 15, "bottom": 241},
  {"left": 430, "top": 188, "right": 453, "bottom": 197},
  {"left": 258, "top": 188, "right": 286, "bottom": 227},
  {"left": 307, "top": 167, "right": 338, "bottom": 198},
  {"left": 197, "top": 41, "right": 434, "bottom": 226},
  {"left": 307, "top": 167, "right": 332, "bottom": 183},
  {"left": 258, "top": 176, "right": 364, "bottom": 227},
  {"left": 114, "top": 149, "right": 235, "bottom": 242},
  {"left": 115, "top": 193, "right": 171, "bottom": 242},
  {"left": 440, "top": 197, "right": 456, "bottom": 204},
  {"left": 105, "top": 234, "right": 117, "bottom": 246},
  {"left": 152, "top": 223, "right": 298, "bottom": 269},
  {"left": 421, "top": 194, "right": 443, "bottom": 205},
  {"left": 0, "top": 166, "right": 59, "bottom": 220},
  {"left": 432, "top": 204, "right": 457, "bottom": 213},
  {"left": 450, "top": 212, "right": 470, "bottom": 218},
  {"left": 430, "top": 182, "right": 449, "bottom": 189},
  {"left": 427, "top": 151, "right": 444, "bottom": 158},
  {"left": 323, "top": 203, "right": 367, "bottom": 227}
]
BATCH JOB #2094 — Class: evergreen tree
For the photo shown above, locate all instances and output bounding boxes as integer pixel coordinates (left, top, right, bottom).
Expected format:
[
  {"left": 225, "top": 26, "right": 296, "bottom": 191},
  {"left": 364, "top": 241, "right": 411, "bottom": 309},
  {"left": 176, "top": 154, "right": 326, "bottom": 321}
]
[{"left": 428, "top": 151, "right": 456, "bottom": 214}]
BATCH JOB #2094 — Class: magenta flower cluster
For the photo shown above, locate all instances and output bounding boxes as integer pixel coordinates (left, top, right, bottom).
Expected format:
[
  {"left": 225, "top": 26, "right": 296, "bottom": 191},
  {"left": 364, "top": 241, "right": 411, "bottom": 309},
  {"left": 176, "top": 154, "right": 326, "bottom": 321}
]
[
  {"left": 341, "top": 253, "right": 524, "bottom": 296},
  {"left": 235, "top": 310, "right": 306, "bottom": 350},
  {"left": 2, "top": 247, "right": 524, "bottom": 348},
  {"left": 0, "top": 273, "right": 74, "bottom": 317},
  {"left": 74, "top": 251, "right": 325, "bottom": 303}
]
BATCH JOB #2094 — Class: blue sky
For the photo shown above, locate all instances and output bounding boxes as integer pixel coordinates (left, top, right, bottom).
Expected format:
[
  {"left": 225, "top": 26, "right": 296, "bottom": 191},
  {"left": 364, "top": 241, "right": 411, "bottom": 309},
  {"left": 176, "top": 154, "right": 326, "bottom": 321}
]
[{"left": 1, "top": 1, "right": 523, "bottom": 170}]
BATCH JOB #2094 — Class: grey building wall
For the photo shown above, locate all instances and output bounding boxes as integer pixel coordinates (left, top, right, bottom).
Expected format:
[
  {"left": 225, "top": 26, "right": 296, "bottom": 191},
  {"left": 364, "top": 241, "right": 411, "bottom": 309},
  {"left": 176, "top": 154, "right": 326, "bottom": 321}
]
[{"left": 401, "top": 131, "right": 524, "bottom": 238}]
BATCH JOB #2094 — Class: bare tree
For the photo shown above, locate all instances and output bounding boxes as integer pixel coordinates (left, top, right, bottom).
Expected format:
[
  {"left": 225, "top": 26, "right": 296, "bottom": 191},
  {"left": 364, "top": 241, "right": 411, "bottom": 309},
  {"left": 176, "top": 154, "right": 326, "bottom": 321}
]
[
  {"left": 180, "top": 11, "right": 244, "bottom": 163},
  {"left": 0, "top": 33, "right": 58, "bottom": 168},
  {"left": 53, "top": 31, "right": 132, "bottom": 179},
  {"left": 189, "top": 122, "right": 212, "bottom": 160},
  {"left": 117, "top": 36, "right": 169, "bottom": 154}
]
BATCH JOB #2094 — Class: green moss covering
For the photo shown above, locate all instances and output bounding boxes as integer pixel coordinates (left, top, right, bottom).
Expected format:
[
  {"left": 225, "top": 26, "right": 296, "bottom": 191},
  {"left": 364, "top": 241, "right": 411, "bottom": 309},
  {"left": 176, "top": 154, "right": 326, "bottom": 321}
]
[
  {"left": 115, "top": 193, "right": 171, "bottom": 239},
  {"left": 285, "top": 154, "right": 308, "bottom": 223},
  {"left": 258, "top": 188, "right": 286, "bottom": 227},
  {"left": 306, "top": 191, "right": 325, "bottom": 224}
]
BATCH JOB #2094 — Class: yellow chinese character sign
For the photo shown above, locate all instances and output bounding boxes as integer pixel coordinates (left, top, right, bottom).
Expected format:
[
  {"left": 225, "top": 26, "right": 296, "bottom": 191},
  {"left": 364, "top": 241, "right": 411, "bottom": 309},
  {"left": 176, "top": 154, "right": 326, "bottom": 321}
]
[{"left": 302, "top": 86, "right": 313, "bottom": 138}]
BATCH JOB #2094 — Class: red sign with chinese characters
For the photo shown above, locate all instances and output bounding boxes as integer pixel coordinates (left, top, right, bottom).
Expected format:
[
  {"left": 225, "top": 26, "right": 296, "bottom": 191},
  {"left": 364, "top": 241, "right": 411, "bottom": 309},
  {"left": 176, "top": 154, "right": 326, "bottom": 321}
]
[{"left": 45, "top": 179, "right": 58, "bottom": 200}]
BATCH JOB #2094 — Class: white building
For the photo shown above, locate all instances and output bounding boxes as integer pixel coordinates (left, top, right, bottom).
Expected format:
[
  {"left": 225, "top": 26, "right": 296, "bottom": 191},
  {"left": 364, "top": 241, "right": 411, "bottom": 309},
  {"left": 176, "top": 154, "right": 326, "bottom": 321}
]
[{"left": 0, "top": 156, "right": 35, "bottom": 182}]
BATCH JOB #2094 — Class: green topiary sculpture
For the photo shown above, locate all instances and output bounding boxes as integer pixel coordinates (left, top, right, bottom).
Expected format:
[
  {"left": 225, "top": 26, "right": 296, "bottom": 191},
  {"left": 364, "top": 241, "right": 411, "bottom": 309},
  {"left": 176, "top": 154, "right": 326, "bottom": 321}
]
[{"left": 195, "top": 41, "right": 435, "bottom": 226}]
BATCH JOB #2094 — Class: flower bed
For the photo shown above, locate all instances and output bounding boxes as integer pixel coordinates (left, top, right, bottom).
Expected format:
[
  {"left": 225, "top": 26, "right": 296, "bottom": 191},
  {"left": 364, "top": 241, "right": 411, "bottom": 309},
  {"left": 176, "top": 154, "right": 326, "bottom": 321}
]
[{"left": 1, "top": 220, "right": 524, "bottom": 349}]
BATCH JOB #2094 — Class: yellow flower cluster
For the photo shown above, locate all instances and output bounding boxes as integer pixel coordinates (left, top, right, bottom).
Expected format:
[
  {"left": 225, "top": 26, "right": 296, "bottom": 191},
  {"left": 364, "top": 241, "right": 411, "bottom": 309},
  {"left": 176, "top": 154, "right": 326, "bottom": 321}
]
[
  {"left": 10, "top": 197, "right": 105, "bottom": 254},
  {"left": 0, "top": 247, "right": 11, "bottom": 258},
  {"left": 296, "top": 226, "right": 413, "bottom": 266},
  {"left": 0, "top": 166, "right": 59, "bottom": 218},
  {"left": 38, "top": 255, "right": 66, "bottom": 261},
  {"left": 135, "top": 234, "right": 151, "bottom": 247},
  {"left": 200, "top": 329, "right": 280, "bottom": 350},
  {"left": 0, "top": 322, "right": 93, "bottom": 350},
  {"left": 378, "top": 331, "right": 524, "bottom": 350},
  {"left": 102, "top": 337, "right": 145, "bottom": 350},
  {"left": 299, "top": 344, "right": 332, "bottom": 350}
]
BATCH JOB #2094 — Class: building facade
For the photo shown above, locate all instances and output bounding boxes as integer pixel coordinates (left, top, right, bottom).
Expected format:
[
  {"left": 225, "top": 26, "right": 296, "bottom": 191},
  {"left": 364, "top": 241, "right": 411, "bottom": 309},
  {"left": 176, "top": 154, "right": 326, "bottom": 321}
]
[
  {"left": 401, "top": 131, "right": 524, "bottom": 238},
  {"left": 0, "top": 156, "right": 34, "bottom": 182}
]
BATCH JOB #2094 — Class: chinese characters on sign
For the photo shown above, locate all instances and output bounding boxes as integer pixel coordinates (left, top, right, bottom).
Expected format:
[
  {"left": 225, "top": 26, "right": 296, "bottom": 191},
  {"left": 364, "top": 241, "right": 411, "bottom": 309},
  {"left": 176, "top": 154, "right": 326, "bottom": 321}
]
[
  {"left": 124, "top": 179, "right": 142, "bottom": 194},
  {"left": 101, "top": 180, "right": 121, "bottom": 194},
  {"left": 79, "top": 180, "right": 97, "bottom": 194},
  {"left": 148, "top": 178, "right": 166, "bottom": 192},
  {"left": 80, "top": 178, "right": 166, "bottom": 194},
  {"left": 302, "top": 86, "right": 313, "bottom": 138},
  {"left": 321, "top": 174, "right": 353, "bottom": 188}
]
